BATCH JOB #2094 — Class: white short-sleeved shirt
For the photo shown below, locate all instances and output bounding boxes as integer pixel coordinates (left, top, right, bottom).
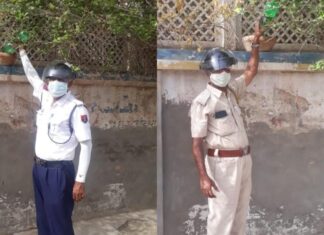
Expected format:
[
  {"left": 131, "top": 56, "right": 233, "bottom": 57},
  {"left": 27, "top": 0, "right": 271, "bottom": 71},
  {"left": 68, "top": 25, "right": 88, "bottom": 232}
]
[
  {"left": 190, "top": 75, "right": 249, "bottom": 150},
  {"left": 34, "top": 85, "right": 92, "bottom": 161}
]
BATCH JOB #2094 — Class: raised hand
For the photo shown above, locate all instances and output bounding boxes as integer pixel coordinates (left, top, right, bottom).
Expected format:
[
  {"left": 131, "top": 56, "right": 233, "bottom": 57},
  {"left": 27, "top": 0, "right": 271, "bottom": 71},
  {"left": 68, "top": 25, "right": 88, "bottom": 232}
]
[{"left": 254, "top": 19, "right": 263, "bottom": 42}]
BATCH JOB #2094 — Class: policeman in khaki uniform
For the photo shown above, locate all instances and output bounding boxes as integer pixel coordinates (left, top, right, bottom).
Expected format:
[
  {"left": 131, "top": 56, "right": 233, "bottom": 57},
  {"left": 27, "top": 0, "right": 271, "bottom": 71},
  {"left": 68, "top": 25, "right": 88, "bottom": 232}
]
[
  {"left": 190, "top": 22, "right": 261, "bottom": 235},
  {"left": 20, "top": 49, "right": 92, "bottom": 235}
]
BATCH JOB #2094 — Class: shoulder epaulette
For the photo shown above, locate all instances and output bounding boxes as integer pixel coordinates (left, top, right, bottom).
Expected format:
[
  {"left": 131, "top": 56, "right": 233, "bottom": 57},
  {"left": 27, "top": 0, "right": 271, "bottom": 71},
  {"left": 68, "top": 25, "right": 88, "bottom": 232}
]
[
  {"left": 68, "top": 100, "right": 86, "bottom": 133},
  {"left": 72, "top": 99, "right": 84, "bottom": 106},
  {"left": 194, "top": 89, "right": 211, "bottom": 106}
]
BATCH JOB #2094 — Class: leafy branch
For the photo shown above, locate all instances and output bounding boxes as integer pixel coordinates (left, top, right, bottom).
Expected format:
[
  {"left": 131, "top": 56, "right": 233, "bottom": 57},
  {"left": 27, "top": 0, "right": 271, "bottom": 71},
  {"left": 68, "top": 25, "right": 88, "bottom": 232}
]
[{"left": 0, "top": 0, "right": 156, "bottom": 75}]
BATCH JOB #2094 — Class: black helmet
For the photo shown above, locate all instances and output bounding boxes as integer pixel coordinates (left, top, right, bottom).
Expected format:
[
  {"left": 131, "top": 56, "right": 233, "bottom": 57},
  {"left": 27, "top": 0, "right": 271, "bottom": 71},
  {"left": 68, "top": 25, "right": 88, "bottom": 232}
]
[
  {"left": 200, "top": 48, "right": 237, "bottom": 71},
  {"left": 42, "top": 62, "right": 76, "bottom": 81}
]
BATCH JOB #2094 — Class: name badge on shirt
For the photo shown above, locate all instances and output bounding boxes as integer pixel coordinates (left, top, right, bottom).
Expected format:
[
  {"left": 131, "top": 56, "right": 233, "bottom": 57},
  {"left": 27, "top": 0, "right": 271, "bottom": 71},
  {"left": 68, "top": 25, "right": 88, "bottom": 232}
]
[{"left": 214, "top": 110, "right": 227, "bottom": 119}]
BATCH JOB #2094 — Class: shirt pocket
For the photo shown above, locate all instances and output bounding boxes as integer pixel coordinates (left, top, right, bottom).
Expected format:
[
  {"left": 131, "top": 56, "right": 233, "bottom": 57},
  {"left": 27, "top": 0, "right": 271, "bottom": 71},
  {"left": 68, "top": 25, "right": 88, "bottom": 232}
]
[
  {"left": 36, "top": 109, "right": 49, "bottom": 129},
  {"left": 207, "top": 109, "right": 237, "bottom": 136},
  {"left": 48, "top": 117, "right": 72, "bottom": 142}
]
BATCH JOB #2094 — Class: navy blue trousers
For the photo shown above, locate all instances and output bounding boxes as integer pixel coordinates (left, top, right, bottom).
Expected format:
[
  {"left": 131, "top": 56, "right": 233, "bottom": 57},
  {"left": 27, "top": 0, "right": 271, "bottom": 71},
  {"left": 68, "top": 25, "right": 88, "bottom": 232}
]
[{"left": 32, "top": 161, "right": 75, "bottom": 235}]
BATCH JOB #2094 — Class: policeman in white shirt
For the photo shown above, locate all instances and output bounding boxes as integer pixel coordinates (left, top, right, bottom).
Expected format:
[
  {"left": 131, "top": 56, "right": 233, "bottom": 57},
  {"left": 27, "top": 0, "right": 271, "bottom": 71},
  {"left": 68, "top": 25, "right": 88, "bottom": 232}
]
[
  {"left": 190, "top": 22, "right": 261, "bottom": 235},
  {"left": 20, "top": 48, "right": 92, "bottom": 235}
]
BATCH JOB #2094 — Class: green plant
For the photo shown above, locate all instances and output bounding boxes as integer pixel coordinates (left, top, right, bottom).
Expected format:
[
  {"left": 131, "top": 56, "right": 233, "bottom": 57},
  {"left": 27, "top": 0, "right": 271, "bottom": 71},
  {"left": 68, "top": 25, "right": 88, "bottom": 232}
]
[
  {"left": 0, "top": 0, "right": 156, "bottom": 66},
  {"left": 240, "top": 0, "right": 324, "bottom": 67},
  {"left": 309, "top": 59, "right": 324, "bottom": 71},
  {"left": 159, "top": 0, "right": 323, "bottom": 51},
  {"left": 0, "top": 31, "right": 29, "bottom": 55},
  {"left": 237, "top": 0, "right": 323, "bottom": 47}
]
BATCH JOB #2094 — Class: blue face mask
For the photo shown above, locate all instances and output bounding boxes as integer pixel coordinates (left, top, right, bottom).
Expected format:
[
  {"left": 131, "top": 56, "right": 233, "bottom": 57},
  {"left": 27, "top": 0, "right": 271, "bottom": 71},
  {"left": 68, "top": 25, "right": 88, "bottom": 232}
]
[{"left": 48, "top": 80, "right": 68, "bottom": 98}]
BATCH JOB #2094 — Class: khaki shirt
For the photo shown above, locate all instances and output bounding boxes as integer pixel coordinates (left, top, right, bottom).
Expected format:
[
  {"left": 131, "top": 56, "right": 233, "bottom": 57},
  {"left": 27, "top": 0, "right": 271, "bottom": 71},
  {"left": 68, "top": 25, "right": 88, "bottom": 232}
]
[{"left": 190, "top": 75, "right": 249, "bottom": 149}]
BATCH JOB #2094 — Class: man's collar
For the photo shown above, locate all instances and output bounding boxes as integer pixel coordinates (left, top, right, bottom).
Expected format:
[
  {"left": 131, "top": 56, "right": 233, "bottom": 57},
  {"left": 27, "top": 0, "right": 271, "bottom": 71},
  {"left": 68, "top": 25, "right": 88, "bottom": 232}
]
[
  {"left": 207, "top": 82, "right": 226, "bottom": 98},
  {"left": 53, "top": 91, "right": 71, "bottom": 106}
]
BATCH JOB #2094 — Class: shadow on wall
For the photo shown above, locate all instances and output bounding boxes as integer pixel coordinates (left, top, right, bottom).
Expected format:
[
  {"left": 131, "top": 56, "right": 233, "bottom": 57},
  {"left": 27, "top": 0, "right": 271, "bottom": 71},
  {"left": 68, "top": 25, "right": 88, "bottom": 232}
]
[
  {"left": 162, "top": 101, "right": 324, "bottom": 235},
  {"left": 0, "top": 125, "right": 156, "bottom": 234}
]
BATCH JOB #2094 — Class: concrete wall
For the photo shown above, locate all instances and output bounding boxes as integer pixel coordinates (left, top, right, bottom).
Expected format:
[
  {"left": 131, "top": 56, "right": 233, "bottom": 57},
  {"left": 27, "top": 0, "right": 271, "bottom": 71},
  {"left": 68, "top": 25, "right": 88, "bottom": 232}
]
[
  {"left": 0, "top": 75, "right": 156, "bottom": 234},
  {"left": 158, "top": 51, "right": 324, "bottom": 235}
]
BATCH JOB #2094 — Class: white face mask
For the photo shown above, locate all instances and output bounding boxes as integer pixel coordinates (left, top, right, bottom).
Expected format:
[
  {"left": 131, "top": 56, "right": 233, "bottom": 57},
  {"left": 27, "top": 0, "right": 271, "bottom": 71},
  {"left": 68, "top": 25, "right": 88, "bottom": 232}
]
[
  {"left": 210, "top": 71, "right": 231, "bottom": 87},
  {"left": 48, "top": 80, "right": 68, "bottom": 98}
]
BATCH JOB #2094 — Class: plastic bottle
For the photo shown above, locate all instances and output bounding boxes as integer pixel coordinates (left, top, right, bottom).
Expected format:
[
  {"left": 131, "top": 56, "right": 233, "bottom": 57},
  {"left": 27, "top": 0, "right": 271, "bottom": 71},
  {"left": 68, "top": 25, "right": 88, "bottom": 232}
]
[
  {"left": 2, "top": 42, "right": 16, "bottom": 54},
  {"left": 18, "top": 31, "right": 29, "bottom": 43},
  {"left": 262, "top": 0, "right": 280, "bottom": 24}
]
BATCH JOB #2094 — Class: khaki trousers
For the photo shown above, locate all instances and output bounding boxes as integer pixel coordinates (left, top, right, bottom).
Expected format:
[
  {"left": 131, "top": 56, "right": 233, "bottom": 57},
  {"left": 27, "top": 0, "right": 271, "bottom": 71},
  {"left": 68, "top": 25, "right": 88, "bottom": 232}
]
[{"left": 205, "top": 154, "right": 252, "bottom": 235}]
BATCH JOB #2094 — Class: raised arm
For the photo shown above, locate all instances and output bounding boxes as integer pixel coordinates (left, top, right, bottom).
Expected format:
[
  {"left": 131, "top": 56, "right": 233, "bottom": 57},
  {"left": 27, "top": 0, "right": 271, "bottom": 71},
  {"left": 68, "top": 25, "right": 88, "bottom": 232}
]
[
  {"left": 244, "top": 21, "right": 262, "bottom": 86},
  {"left": 19, "top": 49, "right": 43, "bottom": 91}
]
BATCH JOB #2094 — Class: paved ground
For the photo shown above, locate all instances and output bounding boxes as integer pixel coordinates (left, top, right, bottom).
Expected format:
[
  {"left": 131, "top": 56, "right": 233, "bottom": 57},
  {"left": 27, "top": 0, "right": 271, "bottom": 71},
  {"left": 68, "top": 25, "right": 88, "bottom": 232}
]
[{"left": 14, "top": 209, "right": 156, "bottom": 235}]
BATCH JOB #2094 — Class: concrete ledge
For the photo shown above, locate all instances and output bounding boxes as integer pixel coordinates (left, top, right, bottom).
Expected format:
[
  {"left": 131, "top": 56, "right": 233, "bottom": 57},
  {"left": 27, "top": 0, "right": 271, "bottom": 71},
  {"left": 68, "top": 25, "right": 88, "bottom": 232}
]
[
  {"left": 0, "top": 75, "right": 156, "bottom": 88},
  {"left": 0, "top": 65, "right": 155, "bottom": 83},
  {"left": 157, "top": 60, "right": 318, "bottom": 72},
  {"left": 157, "top": 49, "right": 324, "bottom": 72}
]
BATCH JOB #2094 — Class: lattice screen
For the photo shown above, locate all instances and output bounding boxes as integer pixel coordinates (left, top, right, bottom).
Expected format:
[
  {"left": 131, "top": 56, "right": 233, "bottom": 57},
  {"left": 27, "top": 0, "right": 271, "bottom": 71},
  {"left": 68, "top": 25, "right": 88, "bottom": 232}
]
[
  {"left": 0, "top": 15, "right": 155, "bottom": 77},
  {"left": 70, "top": 26, "right": 127, "bottom": 73},
  {"left": 241, "top": 0, "right": 323, "bottom": 50},
  {"left": 158, "top": 0, "right": 216, "bottom": 42},
  {"left": 158, "top": 0, "right": 323, "bottom": 51}
]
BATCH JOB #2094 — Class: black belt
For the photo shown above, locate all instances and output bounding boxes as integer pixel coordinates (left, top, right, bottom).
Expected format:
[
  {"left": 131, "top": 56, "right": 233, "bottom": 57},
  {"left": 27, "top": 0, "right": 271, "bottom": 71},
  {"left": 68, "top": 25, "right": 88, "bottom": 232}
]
[{"left": 34, "top": 156, "right": 72, "bottom": 167}]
